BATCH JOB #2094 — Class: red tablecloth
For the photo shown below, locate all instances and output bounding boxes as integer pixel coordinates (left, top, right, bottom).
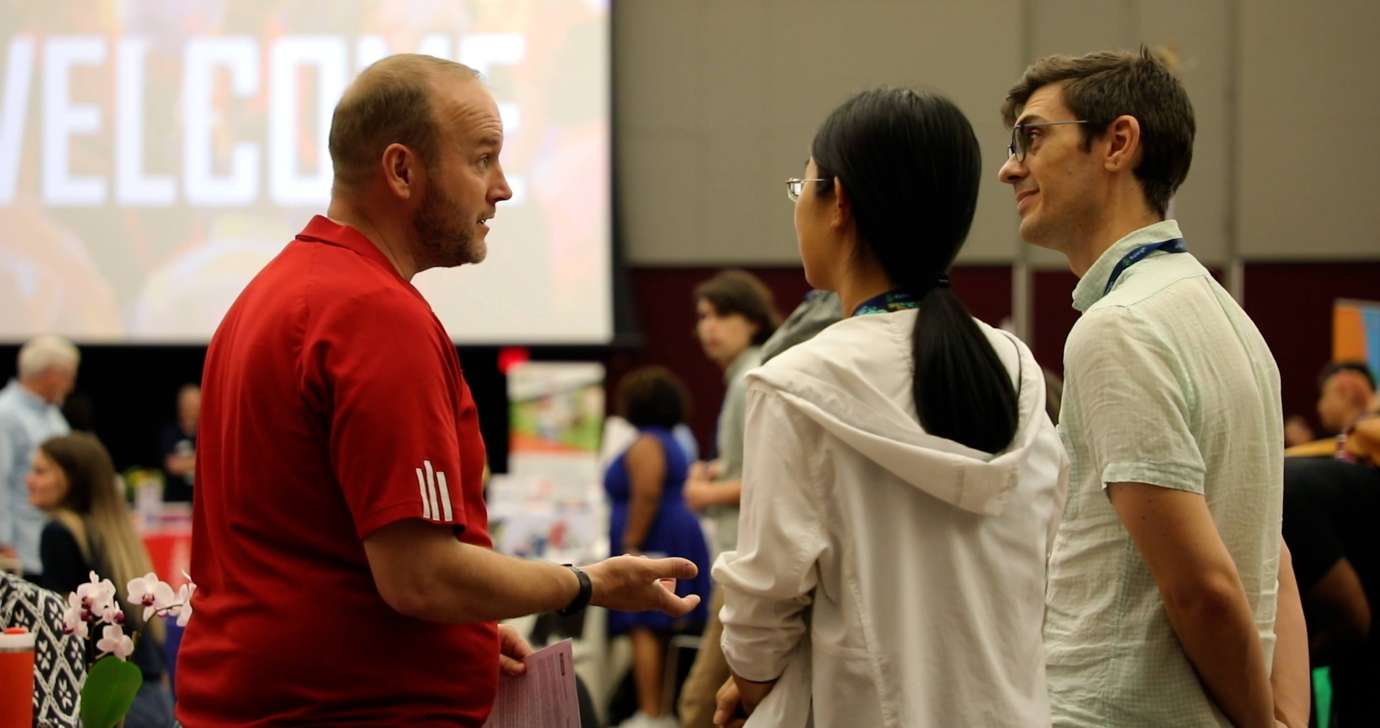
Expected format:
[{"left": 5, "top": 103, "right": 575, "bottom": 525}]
[{"left": 142, "top": 530, "right": 191, "bottom": 588}]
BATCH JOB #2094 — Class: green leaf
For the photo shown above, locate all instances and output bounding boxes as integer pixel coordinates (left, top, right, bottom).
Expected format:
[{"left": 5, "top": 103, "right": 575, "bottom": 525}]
[{"left": 80, "top": 656, "right": 144, "bottom": 728}]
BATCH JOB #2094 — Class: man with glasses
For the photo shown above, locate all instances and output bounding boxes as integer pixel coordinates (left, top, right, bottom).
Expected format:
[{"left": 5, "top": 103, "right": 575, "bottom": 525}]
[{"left": 998, "top": 48, "right": 1309, "bottom": 727}]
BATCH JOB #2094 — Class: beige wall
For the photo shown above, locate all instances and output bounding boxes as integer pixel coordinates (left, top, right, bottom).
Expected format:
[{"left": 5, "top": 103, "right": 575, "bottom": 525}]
[
  {"left": 1237, "top": 0, "right": 1380, "bottom": 260},
  {"left": 615, "top": 0, "right": 1378, "bottom": 266},
  {"left": 615, "top": 0, "right": 1024, "bottom": 265}
]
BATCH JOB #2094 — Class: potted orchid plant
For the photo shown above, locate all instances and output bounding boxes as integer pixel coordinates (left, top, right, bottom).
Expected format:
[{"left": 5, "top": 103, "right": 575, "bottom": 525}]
[{"left": 61, "top": 571, "right": 195, "bottom": 728}]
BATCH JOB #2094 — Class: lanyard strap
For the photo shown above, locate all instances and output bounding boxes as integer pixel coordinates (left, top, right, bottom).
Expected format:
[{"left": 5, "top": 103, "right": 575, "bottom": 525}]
[
  {"left": 1104, "top": 238, "right": 1187, "bottom": 296},
  {"left": 852, "top": 290, "right": 918, "bottom": 317}
]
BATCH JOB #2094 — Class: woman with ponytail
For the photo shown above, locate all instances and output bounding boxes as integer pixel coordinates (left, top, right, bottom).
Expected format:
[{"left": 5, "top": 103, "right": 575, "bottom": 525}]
[
  {"left": 30, "top": 432, "right": 173, "bottom": 726},
  {"left": 711, "top": 88, "right": 1067, "bottom": 728}
]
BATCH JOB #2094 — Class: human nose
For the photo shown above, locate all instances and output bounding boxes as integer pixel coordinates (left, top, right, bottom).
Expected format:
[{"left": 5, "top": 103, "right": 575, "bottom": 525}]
[
  {"left": 491, "top": 162, "right": 513, "bottom": 203},
  {"left": 998, "top": 153, "right": 1025, "bottom": 186}
]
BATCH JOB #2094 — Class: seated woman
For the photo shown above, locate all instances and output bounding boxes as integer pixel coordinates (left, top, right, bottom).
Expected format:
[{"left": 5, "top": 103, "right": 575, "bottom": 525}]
[
  {"left": 605, "top": 367, "right": 711, "bottom": 728},
  {"left": 712, "top": 88, "right": 1066, "bottom": 727},
  {"left": 30, "top": 432, "right": 173, "bottom": 727}
]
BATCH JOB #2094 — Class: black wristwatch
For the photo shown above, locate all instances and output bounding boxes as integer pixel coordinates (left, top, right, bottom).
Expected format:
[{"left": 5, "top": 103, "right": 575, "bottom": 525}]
[{"left": 557, "top": 564, "right": 592, "bottom": 616}]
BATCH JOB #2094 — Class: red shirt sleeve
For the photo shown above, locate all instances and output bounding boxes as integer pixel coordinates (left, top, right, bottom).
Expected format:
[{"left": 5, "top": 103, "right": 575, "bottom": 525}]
[{"left": 302, "top": 287, "right": 468, "bottom": 539}]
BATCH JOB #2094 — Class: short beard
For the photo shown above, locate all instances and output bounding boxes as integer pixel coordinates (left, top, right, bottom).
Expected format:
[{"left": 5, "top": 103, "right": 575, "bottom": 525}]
[{"left": 413, "top": 181, "right": 484, "bottom": 268}]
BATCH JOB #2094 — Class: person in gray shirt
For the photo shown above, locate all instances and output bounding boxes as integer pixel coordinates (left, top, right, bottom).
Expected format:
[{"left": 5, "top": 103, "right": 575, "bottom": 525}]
[{"left": 678, "top": 275, "right": 842, "bottom": 728}]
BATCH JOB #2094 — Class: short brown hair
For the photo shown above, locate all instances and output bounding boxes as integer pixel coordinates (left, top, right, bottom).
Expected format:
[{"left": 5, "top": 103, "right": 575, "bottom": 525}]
[
  {"left": 328, "top": 54, "right": 479, "bottom": 187},
  {"left": 693, "top": 270, "right": 781, "bottom": 346},
  {"left": 1001, "top": 46, "right": 1194, "bottom": 218},
  {"left": 617, "top": 367, "right": 690, "bottom": 429}
]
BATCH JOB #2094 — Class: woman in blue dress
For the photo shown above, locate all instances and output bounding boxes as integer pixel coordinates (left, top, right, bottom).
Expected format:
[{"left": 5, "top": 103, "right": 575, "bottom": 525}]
[{"left": 605, "top": 366, "right": 711, "bottom": 728}]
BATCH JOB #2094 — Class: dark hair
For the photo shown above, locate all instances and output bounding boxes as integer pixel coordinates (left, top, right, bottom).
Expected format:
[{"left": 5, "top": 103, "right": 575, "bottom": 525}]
[
  {"left": 812, "top": 88, "right": 1017, "bottom": 453},
  {"left": 1001, "top": 46, "right": 1195, "bottom": 218},
  {"left": 617, "top": 367, "right": 691, "bottom": 430},
  {"left": 694, "top": 270, "right": 781, "bottom": 347},
  {"left": 1319, "top": 360, "right": 1376, "bottom": 392},
  {"left": 329, "top": 54, "right": 479, "bottom": 187}
]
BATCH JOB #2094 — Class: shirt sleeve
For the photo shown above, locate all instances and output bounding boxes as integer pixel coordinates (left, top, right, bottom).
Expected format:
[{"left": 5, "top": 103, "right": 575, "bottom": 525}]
[
  {"left": 716, "top": 375, "right": 750, "bottom": 480},
  {"left": 713, "top": 383, "right": 828, "bottom": 682},
  {"left": 759, "top": 292, "right": 842, "bottom": 364},
  {"left": 304, "top": 289, "right": 468, "bottom": 539},
  {"left": 1066, "top": 307, "right": 1206, "bottom": 493}
]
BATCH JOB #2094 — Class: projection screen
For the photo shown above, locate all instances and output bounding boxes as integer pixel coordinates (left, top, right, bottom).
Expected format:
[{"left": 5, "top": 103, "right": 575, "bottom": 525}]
[{"left": 0, "top": 0, "right": 612, "bottom": 344}]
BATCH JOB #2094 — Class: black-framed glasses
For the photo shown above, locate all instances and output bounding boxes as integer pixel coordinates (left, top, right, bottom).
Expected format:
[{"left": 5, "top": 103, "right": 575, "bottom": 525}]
[
  {"left": 785, "top": 177, "right": 829, "bottom": 202},
  {"left": 1007, "top": 120, "right": 1088, "bottom": 161}
]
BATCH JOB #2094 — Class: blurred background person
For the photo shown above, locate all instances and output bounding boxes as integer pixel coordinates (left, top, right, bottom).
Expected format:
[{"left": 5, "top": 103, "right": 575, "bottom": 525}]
[
  {"left": 678, "top": 269, "right": 780, "bottom": 728},
  {"left": 1282, "top": 453, "right": 1380, "bottom": 726},
  {"left": 1284, "top": 415, "right": 1317, "bottom": 450},
  {"left": 1287, "top": 361, "right": 1378, "bottom": 458},
  {"left": 31, "top": 432, "right": 172, "bottom": 726},
  {"left": 606, "top": 367, "right": 711, "bottom": 728},
  {"left": 160, "top": 384, "right": 200, "bottom": 503},
  {"left": 1318, "top": 362, "right": 1376, "bottom": 437},
  {"left": 0, "top": 335, "right": 78, "bottom": 579}
]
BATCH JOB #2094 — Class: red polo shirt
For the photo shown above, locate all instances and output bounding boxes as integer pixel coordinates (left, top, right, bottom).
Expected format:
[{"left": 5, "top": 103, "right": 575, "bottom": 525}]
[{"left": 176, "top": 216, "right": 498, "bottom": 726}]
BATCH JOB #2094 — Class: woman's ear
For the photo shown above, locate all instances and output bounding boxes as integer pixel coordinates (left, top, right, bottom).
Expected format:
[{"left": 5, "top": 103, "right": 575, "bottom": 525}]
[{"left": 831, "top": 177, "right": 852, "bottom": 232}]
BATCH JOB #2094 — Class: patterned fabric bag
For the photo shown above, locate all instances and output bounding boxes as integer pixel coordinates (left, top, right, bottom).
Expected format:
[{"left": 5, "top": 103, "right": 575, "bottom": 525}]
[{"left": 0, "top": 573, "right": 85, "bottom": 728}]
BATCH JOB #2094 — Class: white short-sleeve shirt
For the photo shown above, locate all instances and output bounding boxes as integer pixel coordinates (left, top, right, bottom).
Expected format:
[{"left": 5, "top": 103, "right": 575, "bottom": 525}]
[{"left": 1045, "top": 220, "right": 1284, "bottom": 727}]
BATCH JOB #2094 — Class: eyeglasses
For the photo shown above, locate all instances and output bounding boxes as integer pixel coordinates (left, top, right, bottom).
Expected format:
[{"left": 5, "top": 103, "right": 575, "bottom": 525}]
[
  {"left": 785, "top": 177, "right": 829, "bottom": 202},
  {"left": 1007, "top": 120, "right": 1088, "bottom": 162}
]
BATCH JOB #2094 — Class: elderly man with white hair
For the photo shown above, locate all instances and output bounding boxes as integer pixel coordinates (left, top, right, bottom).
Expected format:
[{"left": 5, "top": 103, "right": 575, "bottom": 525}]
[{"left": 0, "top": 335, "right": 79, "bottom": 579}]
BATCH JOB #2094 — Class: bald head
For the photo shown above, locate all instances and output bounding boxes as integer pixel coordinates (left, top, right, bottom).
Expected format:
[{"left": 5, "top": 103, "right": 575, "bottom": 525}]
[{"left": 328, "top": 54, "right": 480, "bottom": 189}]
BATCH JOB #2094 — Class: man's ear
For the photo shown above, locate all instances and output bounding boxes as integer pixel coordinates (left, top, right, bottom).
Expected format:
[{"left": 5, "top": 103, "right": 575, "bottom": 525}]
[
  {"left": 381, "top": 143, "right": 419, "bottom": 200},
  {"left": 1103, "top": 114, "right": 1142, "bottom": 173}
]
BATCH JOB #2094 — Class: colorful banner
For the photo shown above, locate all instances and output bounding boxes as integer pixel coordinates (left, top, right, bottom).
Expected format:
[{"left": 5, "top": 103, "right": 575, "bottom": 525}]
[
  {"left": 1334, "top": 299, "right": 1380, "bottom": 382},
  {"left": 488, "top": 362, "right": 607, "bottom": 563}
]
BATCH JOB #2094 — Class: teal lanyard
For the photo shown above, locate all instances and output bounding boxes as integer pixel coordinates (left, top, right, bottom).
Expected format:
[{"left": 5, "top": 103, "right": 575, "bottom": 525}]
[{"left": 852, "top": 290, "right": 918, "bottom": 317}]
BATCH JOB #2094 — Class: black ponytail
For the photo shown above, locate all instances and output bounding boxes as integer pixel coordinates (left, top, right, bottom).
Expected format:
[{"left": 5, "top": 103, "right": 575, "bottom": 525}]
[
  {"left": 813, "top": 88, "right": 1018, "bottom": 453},
  {"left": 911, "top": 287, "right": 1018, "bottom": 453}
]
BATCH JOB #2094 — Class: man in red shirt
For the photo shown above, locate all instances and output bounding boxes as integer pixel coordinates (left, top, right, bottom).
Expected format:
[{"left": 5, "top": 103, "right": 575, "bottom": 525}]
[{"left": 176, "top": 54, "right": 700, "bottom": 726}]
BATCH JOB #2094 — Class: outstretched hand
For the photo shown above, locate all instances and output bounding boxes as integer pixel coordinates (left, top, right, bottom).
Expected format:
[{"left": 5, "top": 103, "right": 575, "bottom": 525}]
[{"left": 584, "top": 554, "right": 701, "bottom": 616}]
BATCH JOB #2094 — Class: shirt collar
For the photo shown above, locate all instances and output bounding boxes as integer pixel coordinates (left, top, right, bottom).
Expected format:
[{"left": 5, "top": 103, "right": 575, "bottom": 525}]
[
  {"left": 1071, "top": 219, "right": 1183, "bottom": 312},
  {"left": 295, "top": 215, "right": 407, "bottom": 283},
  {"left": 724, "top": 346, "right": 761, "bottom": 384},
  {"left": 6, "top": 379, "right": 50, "bottom": 411}
]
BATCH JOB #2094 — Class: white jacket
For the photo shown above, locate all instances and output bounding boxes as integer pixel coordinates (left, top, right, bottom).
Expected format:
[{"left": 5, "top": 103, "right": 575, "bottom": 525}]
[{"left": 714, "top": 311, "right": 1067, "bottom": 728}]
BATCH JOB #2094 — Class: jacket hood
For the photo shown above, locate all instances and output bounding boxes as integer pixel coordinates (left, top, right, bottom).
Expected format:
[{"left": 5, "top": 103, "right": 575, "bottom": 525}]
[{"left": 749, "top": 311, "right": 1050, "bottom": 516}]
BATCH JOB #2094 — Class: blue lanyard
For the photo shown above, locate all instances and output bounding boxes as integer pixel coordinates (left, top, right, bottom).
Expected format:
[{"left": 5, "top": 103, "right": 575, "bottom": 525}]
[
  {"left": 1103, "top": 238, "right": 1187, "bottom": 295},
  {"left": 852, "top": 290, "right": 918, "bottom": 317}
]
